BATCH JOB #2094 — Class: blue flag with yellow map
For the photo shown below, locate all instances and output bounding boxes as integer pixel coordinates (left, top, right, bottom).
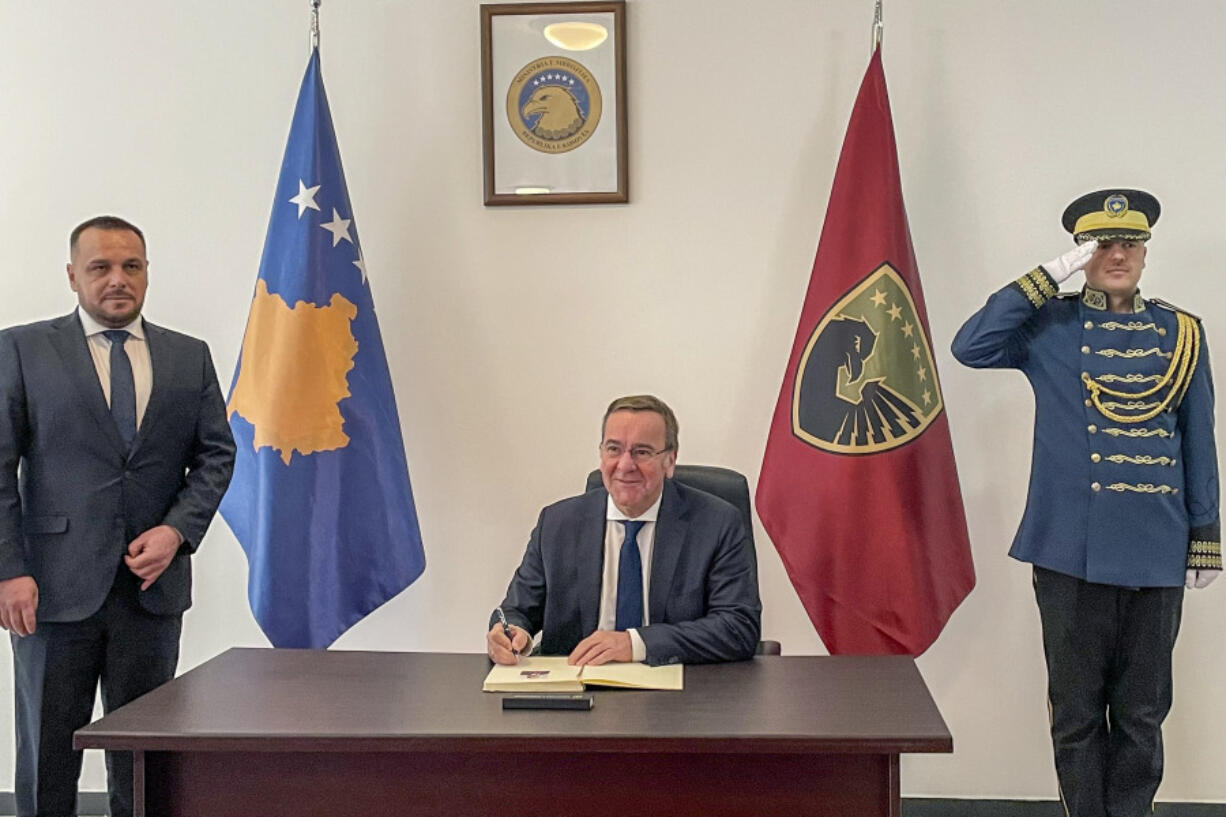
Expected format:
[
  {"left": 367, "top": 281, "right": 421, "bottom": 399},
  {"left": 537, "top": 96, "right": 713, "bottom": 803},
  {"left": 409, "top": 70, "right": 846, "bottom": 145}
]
[{"left": 220, "top": 48, "right": 426, "bottom": 648}]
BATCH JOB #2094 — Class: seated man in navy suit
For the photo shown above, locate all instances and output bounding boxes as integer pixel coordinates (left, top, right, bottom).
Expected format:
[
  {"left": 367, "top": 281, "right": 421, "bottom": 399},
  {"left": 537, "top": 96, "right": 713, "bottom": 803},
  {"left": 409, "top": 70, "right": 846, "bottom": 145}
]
[{"left": 487, "top": 395, "right": 761, "bottom": 666}]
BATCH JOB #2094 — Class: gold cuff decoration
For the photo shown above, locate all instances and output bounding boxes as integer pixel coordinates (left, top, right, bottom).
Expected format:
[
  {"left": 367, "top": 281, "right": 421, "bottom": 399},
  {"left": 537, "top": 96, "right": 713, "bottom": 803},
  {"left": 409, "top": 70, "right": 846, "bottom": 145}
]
[
  {"left": 1188, "top": 540, "right": 1223, "bottom": 571},
  {"left": 1014, "top": 268, "right": 1058, "bottom": 308}
]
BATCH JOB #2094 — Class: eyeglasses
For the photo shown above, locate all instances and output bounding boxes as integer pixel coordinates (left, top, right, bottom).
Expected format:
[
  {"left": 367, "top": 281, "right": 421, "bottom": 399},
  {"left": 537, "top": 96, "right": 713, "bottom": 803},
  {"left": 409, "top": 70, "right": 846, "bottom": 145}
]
[{"left": 599, "top": 442, "right": 671, "bottom": 463}]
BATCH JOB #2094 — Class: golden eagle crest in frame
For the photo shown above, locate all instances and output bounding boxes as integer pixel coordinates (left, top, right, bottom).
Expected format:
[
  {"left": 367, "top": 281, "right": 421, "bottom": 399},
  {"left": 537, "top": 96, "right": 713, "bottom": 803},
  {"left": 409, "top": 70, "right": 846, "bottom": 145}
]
[
  {"left": 506, "top": 56, "right": 603, "bottom": 154},
  {"left": 480, "top": 1, "right": 627, "bottom": 205},
  {"left": 791, "top": 263, "right": 944, "bottom": 455}
]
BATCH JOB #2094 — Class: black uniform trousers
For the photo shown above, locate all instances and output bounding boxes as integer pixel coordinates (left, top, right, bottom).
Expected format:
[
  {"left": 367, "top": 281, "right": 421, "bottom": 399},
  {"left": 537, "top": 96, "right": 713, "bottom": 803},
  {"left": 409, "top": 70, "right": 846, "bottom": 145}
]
[
  {"left": 11, "top": 564, "right": 181, "bottom": 817},
  {"left": 1033, "top": 566, "right": 1183, "bottom": 817}
]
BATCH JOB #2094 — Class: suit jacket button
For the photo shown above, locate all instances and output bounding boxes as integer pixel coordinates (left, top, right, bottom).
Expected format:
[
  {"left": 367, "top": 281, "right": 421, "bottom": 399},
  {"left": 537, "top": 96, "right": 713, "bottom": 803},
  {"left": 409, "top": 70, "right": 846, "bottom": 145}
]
[{"left": 1091, "top": 482, "right": 1101, "bottom": 492}]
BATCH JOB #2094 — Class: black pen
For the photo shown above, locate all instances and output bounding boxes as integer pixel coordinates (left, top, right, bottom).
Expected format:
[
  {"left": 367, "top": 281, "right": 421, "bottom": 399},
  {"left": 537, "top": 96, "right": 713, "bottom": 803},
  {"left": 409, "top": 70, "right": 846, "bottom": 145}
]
[{"left": 495, "top": 606, "right": 520, "bottom": 663}]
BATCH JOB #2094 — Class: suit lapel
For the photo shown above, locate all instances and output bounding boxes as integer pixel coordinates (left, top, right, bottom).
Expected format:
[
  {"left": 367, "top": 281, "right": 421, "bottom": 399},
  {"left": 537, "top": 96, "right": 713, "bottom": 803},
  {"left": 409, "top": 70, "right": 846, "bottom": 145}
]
[
  {"left": 649, "top": 480, "right": 686, "bottom": 624},
  {"left": 47, "top": 313, "right": 127, "bottom": 454},
  {"left": 576, "top": 489, "right": 606, "bottom": 636},
  {"left": 133, "top": 320, "right": 168, "bottom": 452}
]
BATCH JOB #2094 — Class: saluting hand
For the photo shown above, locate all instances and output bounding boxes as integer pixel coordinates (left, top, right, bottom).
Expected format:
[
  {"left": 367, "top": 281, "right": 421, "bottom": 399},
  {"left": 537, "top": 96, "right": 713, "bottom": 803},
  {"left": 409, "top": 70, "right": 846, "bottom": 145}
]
[
  {"left": 124, "top": 525, "right": 183, "bottom": 591},
  {"left": 1041, "top": 240, "right": 1098, "bottom": 285},
  {"left": 0, "top": 576, "right": 38, "bottom": 636}
]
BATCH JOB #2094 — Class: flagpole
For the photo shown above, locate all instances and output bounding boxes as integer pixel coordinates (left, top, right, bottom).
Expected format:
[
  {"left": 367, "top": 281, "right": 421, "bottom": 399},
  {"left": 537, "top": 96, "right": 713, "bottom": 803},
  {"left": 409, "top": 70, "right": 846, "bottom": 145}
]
[
  {"left": 310, "top": 0, "right": 321, "bottom": 51},
  {"left": 871, "top": 0, "right": 883, "bottom": 53}
]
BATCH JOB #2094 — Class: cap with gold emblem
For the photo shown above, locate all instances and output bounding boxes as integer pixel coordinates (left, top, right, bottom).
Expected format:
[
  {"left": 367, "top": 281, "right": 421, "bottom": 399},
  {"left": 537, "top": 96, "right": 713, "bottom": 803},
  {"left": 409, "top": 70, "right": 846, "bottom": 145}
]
[{"left": 1061, "top": 188, "right": 1161, "bottom": 243}]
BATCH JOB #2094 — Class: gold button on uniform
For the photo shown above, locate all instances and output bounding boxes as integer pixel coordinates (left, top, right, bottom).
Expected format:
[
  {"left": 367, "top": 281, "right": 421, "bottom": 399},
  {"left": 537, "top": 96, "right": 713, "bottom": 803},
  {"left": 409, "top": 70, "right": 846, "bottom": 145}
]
[
  {"left": 1088, "top": 425, "right": 1098, "bottom": 433},
  {"left": 1091, "top": 482, "right": 1101, "bottom": 492},
  {"left": 1085, "top": 399, "right": 1092, "bottom": 407},
  {"left": 1158, "top": 327, "right": 1167, "bottom": 336},
  {"left": 1091, "top": 453, "right": 1101, "bottom": 463},
  {"left": 1081, "top": 345, "right": 1090, "bottom": 354},
  {"left": 1084, "top": 321, "right": 1094, "bottom": 330}
]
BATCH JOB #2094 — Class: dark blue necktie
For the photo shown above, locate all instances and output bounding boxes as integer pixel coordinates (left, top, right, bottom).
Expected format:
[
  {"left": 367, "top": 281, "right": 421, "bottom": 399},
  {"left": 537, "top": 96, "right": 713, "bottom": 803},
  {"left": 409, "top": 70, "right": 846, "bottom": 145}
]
[
  {"left": 615, "top": 520, "right": 645, "bottom": 631},
  {"left": 103, "top": 330, "right": 136, "bottom": 449}
]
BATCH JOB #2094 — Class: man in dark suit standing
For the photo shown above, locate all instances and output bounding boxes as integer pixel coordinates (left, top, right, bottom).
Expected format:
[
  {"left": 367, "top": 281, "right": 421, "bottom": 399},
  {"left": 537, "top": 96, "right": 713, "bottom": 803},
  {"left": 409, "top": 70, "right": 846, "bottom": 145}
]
[
  {"left": 487, "top": 395, "right": 760, "bottom": 667},
  {"left": 0, "top": 216, "right": 235, "bottom": 817}
]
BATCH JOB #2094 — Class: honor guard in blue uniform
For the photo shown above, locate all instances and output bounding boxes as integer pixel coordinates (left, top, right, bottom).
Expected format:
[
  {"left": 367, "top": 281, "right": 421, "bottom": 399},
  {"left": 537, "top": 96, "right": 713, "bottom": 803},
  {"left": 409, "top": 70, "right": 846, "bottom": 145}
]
[{"left": 952, "top": 188, "right": 1220, "bottom": 817}]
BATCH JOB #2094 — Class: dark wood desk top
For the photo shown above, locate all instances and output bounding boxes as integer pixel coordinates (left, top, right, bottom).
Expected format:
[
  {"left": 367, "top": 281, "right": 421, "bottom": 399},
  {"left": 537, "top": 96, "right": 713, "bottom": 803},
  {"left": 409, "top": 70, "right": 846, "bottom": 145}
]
[{"left": 76, "top": 648, "right": 951, "bottom": 755}]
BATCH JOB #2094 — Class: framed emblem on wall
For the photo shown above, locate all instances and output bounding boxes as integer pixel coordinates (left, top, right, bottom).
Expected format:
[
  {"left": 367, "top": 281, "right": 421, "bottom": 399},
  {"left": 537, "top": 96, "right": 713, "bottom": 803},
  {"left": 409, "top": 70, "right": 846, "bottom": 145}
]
[{"left": 480, "top": 2, "right": 627, "bottom": 205}]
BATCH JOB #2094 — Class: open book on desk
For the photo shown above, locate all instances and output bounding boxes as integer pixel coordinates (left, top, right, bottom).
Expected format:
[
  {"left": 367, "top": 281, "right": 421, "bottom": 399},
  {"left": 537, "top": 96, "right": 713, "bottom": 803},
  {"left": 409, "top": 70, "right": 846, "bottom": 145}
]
[{"left": 483, "top": 656, "right": 683, "bottom": 692}]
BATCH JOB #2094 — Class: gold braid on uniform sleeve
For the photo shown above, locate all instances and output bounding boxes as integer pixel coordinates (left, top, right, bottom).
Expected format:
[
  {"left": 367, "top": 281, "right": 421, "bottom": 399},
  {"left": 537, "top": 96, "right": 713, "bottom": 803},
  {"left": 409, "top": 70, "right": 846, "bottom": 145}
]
[
  {"left": 1188, "top": 540, "right": 1223, "bottom": 570},
  {"left": 1012, "top": 267, "right": 1059, "bottom": 309},
  {"left": 1080, "top": 311, "right": 1200, "bottom": 424}
]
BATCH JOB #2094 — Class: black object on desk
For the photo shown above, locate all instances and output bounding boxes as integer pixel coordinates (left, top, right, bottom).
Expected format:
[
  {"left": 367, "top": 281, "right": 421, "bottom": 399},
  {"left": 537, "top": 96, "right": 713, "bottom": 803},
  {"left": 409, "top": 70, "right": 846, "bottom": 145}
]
[{"left": 502, "top": 693, "right": 594, "bottom": 711}]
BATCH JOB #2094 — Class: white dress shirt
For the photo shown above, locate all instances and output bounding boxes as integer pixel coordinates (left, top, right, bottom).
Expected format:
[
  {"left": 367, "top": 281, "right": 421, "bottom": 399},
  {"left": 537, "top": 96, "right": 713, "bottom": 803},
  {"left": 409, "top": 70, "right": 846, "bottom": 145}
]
[
  {"left": 598, "top": 492, "right": 662, "bottom": 662},
  {"left": 77, "top": 306, "right": 152, "bottom": 426}
]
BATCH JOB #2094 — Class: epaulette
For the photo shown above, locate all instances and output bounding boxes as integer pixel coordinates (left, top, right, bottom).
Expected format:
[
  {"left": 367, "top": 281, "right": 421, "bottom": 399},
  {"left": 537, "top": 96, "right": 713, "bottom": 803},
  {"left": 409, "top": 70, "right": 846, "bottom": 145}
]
[
  {"left": 1055, "top": 291, "right": 1079, "bottom": 300},
  {"left": 1150, "top": 298, "right": 1202, "bottom": 322}
]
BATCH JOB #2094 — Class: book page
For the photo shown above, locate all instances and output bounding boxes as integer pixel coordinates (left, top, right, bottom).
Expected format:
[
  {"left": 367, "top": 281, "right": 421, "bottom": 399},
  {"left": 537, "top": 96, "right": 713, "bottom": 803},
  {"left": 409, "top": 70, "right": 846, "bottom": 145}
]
[
  {"left": 579, "top": 662, "right": 683, "bottom": 690},
  {"left": 483, "top": 657, "right": 584, "bottom": 692}
]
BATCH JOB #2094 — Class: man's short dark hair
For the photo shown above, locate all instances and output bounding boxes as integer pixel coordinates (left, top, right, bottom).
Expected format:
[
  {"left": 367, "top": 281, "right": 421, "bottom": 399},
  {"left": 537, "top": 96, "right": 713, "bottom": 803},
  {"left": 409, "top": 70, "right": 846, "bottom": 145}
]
[
  {"left": 69, "top": 215, "right": 146, "bottom": 256},
  {"left": 602, "top": 394, "right": 679, "bottom": 452}
]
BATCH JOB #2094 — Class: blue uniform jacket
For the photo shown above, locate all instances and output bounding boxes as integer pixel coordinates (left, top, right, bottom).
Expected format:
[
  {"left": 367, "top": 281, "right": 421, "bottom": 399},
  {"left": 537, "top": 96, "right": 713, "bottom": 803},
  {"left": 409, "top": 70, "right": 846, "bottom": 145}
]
[{"left": 952, "top": 268, "right": 1220, "bottom": 587}]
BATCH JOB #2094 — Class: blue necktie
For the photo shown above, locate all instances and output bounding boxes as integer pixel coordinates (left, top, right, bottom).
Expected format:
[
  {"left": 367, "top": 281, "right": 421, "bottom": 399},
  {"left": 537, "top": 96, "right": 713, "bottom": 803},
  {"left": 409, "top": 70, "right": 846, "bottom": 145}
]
[
  {"left": 616, "top": 520, "right": 645, "bottom": 631},
  {"left": 103, "top": 330, "right": 136, "bottom": 449}
]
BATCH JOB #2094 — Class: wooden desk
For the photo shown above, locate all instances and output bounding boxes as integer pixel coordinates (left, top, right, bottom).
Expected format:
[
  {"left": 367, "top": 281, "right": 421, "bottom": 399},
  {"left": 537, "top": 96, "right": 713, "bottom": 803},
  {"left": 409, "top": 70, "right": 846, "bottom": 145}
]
[{"left": 75, "top": 648, "right": 951, "bottom": 817}]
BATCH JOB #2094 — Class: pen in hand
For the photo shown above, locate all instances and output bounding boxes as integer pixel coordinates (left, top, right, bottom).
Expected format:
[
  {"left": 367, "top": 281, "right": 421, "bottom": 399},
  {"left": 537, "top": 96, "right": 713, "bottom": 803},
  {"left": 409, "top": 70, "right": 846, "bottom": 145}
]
[{"left": 495, "top": 606, "right": 520, "bottom": 663}]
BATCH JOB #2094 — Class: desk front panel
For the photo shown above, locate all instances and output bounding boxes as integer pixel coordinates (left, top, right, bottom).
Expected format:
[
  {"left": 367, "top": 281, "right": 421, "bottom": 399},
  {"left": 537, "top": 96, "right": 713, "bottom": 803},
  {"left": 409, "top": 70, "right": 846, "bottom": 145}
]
[{"left": 147, "top": 747, "right": 900, "bottom": 817}]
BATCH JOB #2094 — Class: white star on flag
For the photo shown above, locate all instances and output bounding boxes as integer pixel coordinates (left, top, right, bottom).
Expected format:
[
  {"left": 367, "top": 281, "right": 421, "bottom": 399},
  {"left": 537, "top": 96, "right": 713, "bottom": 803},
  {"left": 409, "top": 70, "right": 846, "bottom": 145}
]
[
  {"left": 353, "top": 250, "right": 367, "bottom": 284},
  {"left": 320, "top": 208, "right": 353, "bottom": 247},
  {"left": 288, "top": 180, "right": 321, "bottom": 218}
]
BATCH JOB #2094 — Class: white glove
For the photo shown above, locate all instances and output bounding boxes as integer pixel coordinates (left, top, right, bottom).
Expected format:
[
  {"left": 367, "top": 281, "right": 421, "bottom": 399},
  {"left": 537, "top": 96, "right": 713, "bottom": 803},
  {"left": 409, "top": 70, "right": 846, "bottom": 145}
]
[
  {"left": 1186, "top": 569, "right": 1221, "bottom": 589},
  {"left": 1041, "top": 240, "right": 1098, "bottom": 285}
]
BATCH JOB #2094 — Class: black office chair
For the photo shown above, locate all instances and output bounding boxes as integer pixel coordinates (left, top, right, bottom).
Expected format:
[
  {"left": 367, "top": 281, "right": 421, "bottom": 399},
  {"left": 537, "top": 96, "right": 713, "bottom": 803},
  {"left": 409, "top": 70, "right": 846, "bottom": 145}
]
[{"left": 584, "top": 464, "right": 781, "bottom": 656}]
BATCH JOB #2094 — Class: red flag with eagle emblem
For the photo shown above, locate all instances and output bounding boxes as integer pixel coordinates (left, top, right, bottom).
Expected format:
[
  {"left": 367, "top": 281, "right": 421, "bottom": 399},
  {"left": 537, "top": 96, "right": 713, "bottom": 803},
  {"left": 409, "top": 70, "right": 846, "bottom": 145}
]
[{"left": 757, "top": 47, "right": 974, "bottom": 655}]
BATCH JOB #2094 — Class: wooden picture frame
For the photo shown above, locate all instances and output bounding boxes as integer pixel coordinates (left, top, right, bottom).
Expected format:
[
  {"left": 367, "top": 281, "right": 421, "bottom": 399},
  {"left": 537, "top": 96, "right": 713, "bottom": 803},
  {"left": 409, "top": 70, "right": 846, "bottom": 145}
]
[{"left": 480, "top": 2, "right": 628, "bottom": 205}]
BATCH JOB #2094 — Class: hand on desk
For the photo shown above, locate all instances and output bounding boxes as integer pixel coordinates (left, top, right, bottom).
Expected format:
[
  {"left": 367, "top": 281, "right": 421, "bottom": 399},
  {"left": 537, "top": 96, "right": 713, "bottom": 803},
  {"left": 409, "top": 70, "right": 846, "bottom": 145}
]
[
  {"left": 487, "top": 623, "right": 531, "bottom": 664},
  {"left": 568, "top": 630, "right": 631, "bottom": 666}
]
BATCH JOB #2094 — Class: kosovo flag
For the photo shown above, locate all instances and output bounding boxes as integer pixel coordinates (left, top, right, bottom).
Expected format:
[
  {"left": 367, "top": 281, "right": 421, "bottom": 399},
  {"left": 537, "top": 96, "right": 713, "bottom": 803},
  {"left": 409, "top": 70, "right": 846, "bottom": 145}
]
[{"left": 220, "top": 48, "right": 426, "bottom": 648}]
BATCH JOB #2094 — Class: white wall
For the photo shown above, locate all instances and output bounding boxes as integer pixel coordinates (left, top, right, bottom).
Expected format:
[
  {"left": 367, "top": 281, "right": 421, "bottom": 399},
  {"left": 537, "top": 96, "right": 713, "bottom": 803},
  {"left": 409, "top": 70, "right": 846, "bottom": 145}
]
[{"left": 1, "top": 0, "right": 1224, "bottom": 801}]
